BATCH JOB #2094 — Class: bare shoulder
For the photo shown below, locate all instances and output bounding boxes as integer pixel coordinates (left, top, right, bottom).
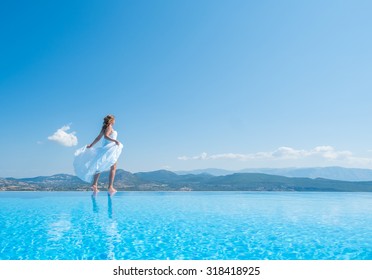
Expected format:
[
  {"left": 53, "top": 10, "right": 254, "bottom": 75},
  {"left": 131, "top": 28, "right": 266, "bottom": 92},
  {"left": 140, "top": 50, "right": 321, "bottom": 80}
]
[{"left": 104, "top": 125, "right": 113, "bottom": 136}]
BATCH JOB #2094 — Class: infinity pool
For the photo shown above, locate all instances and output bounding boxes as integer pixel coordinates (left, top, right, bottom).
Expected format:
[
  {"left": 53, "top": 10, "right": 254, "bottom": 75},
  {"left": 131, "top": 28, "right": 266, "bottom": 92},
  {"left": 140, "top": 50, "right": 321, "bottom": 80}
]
[{"left": 0, "top": 192, "right": 371, "bottom": 260}]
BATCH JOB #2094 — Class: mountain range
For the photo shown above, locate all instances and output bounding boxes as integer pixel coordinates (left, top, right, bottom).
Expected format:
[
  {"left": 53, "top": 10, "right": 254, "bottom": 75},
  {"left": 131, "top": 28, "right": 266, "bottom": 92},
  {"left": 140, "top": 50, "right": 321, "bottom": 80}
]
[
  {"left": 1, "top": 167, "right": 372, "bottom": 192},
  {"left": 176, "top": 166, "right": 372, "bottom": 181}
]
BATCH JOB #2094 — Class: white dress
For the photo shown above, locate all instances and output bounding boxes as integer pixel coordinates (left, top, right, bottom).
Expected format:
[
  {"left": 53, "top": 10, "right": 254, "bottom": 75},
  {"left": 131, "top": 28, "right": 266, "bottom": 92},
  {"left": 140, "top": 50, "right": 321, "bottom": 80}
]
[{"left": 73, "top": 130, "right": 123, "bottom": 183}]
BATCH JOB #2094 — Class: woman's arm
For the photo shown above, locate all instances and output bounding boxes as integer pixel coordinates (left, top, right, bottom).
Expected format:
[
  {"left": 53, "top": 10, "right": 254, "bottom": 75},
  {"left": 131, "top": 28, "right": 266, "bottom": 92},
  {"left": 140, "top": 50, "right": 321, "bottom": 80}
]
[{"left": 87, "top": 129, "right": 104, "bottom": 148}]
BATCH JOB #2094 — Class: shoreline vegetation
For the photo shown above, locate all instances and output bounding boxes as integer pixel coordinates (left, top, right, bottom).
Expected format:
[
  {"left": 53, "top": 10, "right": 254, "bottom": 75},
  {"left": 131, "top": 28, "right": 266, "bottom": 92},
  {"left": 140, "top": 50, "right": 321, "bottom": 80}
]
[{"left": 1, "top": 169, "right": 372, "bottom": 192}]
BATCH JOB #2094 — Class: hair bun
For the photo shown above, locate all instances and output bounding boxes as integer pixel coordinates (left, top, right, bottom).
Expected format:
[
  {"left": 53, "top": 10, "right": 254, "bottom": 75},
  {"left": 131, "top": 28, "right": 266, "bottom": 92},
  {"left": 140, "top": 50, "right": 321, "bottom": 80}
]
[{"left": 102, "top": 114, "right": 115, "bottom": 129}]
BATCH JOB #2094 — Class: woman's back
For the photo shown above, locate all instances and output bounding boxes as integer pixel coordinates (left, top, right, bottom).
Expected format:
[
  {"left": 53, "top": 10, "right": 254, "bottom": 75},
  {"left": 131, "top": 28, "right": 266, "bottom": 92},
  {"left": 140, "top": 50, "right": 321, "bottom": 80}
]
[{"left": 102, "top": 129, "right": 118, "bottom": 146}]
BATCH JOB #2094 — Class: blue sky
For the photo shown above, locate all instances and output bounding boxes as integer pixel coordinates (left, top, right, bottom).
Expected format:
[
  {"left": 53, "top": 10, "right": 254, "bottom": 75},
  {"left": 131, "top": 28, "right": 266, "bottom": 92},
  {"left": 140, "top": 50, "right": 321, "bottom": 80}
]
[{"left": 1, "top": 0, "right": 372, "bottom": 177}]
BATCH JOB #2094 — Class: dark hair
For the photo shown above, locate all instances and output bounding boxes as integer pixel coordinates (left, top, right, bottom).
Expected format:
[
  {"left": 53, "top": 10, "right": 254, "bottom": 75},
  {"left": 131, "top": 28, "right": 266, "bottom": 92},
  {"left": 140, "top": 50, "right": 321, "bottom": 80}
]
[{"left": 102, "top": 115, "right": 115, "bottom": 130}]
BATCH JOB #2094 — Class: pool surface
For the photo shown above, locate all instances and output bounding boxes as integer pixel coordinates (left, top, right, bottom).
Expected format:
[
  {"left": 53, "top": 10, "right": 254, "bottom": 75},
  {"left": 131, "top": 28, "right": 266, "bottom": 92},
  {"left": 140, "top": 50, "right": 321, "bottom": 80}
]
[{"left": 0, "top": 191, "right": 371, "bottom": 260}]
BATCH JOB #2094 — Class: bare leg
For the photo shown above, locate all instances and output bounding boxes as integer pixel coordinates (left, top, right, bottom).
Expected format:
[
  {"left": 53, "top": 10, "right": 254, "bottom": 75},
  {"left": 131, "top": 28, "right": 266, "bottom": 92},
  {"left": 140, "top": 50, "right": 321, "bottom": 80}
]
[
  {"left": 108, "top": 163, "right": 117, "bottom": 194},
  {"left": 92, "top": 173, "right": 100, "bottom": 192}
]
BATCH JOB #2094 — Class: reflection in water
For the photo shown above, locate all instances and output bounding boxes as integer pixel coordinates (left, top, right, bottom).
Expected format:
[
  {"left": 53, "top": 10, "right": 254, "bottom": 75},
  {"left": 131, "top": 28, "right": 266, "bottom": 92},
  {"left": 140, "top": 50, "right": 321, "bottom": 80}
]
[
  {"left": 90, "top": 193, "right": 121, "bottom": 259},
  {"left": 47, "top": 217, "right": 71, "bottom": 242},
  {"left": 108, "top": 194, "right": 113, "bottom": 219},
  {"left": 91, "top": 193, "right": 115, "bottom": 218},
  {"left": 91, "top": 194, "right": 99, "bottom": 213}
]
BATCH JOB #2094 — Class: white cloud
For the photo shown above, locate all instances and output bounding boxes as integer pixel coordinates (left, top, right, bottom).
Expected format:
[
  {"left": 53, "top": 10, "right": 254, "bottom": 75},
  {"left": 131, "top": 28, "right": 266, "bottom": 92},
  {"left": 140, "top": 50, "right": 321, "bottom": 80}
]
[
  {"left": 48, "top": 125, "right": 78, "bottom": 147},
  {"left": 209, "top": 153, "right": 249, "bottom": 160},
  {"left": 271, "top": 147, "right": 306, "bottom": 159},
  {"left": 178, "top": 152, "right": 208, "bottom": 160},
  {"left": 178, "top": 146, "right": 366, "bottom": 164},
  {"left": 310, "top": 146, "right": 352, "bottom": 160}
]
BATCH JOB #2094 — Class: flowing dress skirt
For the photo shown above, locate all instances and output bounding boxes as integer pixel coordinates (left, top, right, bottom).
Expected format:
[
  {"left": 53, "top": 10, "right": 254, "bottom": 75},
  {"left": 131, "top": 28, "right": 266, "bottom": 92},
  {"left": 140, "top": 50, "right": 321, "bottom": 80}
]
[{"left": 73, "top": 142, "right": 123, "bottom": 183}]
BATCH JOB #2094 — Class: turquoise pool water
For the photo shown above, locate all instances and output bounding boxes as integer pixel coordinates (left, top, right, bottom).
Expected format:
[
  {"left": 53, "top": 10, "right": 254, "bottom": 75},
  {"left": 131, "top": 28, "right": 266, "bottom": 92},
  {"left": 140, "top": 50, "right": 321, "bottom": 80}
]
[{"left": 0, "top": 191, "right": 371, "bottom": 260}]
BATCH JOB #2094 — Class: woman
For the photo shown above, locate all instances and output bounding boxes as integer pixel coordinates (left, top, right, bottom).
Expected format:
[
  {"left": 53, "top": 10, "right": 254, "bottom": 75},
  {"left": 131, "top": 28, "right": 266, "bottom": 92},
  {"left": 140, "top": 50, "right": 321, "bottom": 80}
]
[{"left": 74, "top": 115, "right": 123, "bottom": 193}]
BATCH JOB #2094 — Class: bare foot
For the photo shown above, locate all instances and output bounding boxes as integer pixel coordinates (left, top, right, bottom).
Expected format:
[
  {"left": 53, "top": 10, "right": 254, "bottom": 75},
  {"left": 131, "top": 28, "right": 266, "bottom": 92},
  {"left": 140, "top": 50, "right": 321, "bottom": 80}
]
[
  {"left": 91, "top": 185, "right": 100, "bottom": 193},
  {"left": 108, "top": 187, "right": 117, "bottom": 195}
]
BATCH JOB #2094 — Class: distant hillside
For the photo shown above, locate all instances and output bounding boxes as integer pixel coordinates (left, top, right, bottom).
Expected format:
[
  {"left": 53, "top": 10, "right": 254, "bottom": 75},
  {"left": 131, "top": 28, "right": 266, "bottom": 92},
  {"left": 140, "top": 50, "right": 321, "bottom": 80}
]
[
  {"left": 2, "top": 174, "right": 90, "bottom": 191},
  {"left": 176, "top": 168, "right": 233, "bottom": 176},
  {"left": 202, "top": 173, "right": 372, "bottom": 192},
  {"left": 176, "top": 166, "right": 372, "bottom": 181},
  {"left": 1, "top": 169, "right": 372, "bottom": 192}
]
